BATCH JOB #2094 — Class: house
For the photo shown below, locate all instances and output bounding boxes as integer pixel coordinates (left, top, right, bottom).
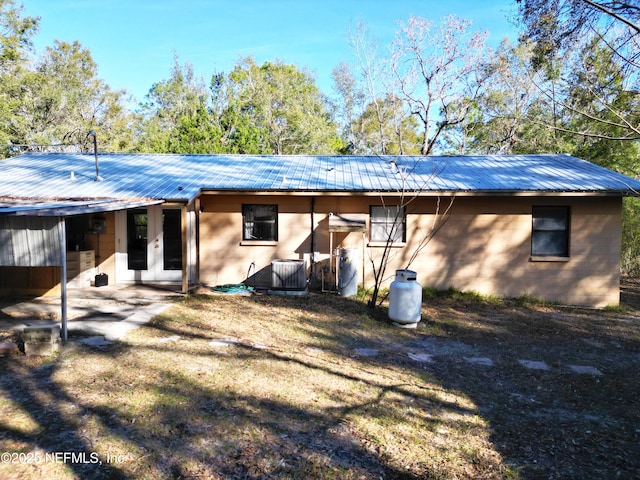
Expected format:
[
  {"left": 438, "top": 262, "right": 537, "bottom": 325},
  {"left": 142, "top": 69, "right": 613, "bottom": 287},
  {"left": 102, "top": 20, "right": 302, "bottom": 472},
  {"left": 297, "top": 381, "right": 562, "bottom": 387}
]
[{"left": 1, "top": 152, "right": 639, "bottom": 309}]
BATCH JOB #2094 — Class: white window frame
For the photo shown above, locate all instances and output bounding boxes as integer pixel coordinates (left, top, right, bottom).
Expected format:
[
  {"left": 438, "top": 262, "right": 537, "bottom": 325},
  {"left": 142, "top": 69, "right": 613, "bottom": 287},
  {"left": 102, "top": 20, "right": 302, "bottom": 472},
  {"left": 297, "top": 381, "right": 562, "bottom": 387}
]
[{"left": 369, "top": 205, "right": 406, "bottom": 246}]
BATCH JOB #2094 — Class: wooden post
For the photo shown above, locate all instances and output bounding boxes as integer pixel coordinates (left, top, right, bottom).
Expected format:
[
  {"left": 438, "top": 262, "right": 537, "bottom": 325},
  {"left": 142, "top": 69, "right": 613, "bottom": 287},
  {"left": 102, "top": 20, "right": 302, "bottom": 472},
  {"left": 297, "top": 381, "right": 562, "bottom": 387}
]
[{"left": 181, "top": 205, "right": 188, "bottom": 294}]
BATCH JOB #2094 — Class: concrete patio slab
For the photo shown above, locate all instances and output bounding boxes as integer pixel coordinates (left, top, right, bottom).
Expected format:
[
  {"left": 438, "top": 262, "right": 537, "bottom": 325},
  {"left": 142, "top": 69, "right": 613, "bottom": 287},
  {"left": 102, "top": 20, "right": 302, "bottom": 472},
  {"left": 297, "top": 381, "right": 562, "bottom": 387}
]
[
  {"left": 464, "top": 356, "right": 494, "bottom": 366},
  {"left": 408, "top": 352, "right": 435, "bottom": 363},
  {"left": 0, "top": 284, "right": 182, "bottom": 342},
  {"left": 518, "top": 360, "right": 551, "bottom": 371},
  {"left": 569, "top": 365, "right": 603, "bottom": 376}
]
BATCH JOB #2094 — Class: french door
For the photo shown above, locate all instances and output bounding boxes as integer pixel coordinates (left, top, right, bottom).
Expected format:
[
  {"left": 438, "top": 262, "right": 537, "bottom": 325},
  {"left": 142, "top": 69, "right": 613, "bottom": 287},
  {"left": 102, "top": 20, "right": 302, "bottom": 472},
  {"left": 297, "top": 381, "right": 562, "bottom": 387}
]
[{"left": 116, "top": 205, "right": 183, "bottom": 283}]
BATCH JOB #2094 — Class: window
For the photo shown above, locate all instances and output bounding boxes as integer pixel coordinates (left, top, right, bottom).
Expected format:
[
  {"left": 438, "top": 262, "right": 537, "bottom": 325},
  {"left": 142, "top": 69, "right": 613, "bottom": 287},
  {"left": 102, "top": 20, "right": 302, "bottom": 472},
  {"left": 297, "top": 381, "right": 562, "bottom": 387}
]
[
  {"left": 162, "top": 209, "right": 182, "bottom": 270},
  {"left": 242, "top": 204, "right": 278, "bottom": 241},
  {"left": 370, "top": 205, "right": 406, "bottom": 243},
  {"left": 531, "top": 206, "right": 569, "bottom": 257},
  {"left": 127, "top": 209, "right": 148, "bottom": 270}
]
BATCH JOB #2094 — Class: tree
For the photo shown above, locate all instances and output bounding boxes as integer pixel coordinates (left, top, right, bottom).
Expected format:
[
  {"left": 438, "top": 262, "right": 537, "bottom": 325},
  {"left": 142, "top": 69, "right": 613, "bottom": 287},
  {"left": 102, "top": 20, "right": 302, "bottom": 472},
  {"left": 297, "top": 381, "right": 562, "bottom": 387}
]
[
  {"left": 342, "top": 20, "right": 436, "bottom": 155},
  {"left": 390, "top": 15, "right": 490, "bottom": 155},
  {"left": 17, "top": 40, "right": 133, "bottom": 152},
  {"left": 209, "top": 70, "right": 272, "bottom": 154},
  {"left": 1, "top": 2, "right": 134, "bottom": 155},
  {"left": 517, "top": 0, "right": 640, "bottom": 140},
  {"left": 517, "top": 0, "right": 640, "bottom": 69},
  {"left": 346, "top": 20, "right": 396, "bottom": 154},
  {"left": 169, "top": 103, "right": 223, "bottom": 154},
  {"left": 331, "top": 61, "right": 365, "bottom": 153},
  {"left": 136, "top": 55, "right": 340, "bottom": 155},
  {"left": 366, "top": 161, "right": 454, "bottom": 308},
  {"left": 459, "top": 39, "right": 562, "bottom": 155},
  {"left": 622, "top": 197, "right": 640, "bottom": 276},
  {"left": 0, "top": 0, "right": 39, "bottom": 154},
  {"left": 565, "top": 35, "right": 640, "bottom": 173},
  {"left": 349, "top": 94, "right": 422, "bottom": 155},
  {"left": 224, "top": 56, "right": 341, "bottom": 154},
  {"left": 136, "top": 55, "right": 210, "bottom": 152},
  {"left": 0, "top": 0, "right": 38, "bottom": 66}
]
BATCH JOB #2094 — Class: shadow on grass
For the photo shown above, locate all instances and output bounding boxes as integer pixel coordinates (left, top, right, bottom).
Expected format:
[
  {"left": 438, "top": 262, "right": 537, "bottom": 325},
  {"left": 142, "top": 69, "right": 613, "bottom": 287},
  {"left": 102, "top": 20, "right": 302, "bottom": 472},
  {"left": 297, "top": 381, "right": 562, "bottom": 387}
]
[
  {"left": 221, "top": 291, "right": 640, "bottom": 479},
  {"left": 0, "top": 296, "right": 436, "bottom": 479},
  {"left": 2, "top": 288, "right": 639, "bottom": 479},
  {"left": 0, "top": 359, "right": 129, "bottom": 479},
  {"left": 405, "top": 289, "right": 640, "bottom": 479}
]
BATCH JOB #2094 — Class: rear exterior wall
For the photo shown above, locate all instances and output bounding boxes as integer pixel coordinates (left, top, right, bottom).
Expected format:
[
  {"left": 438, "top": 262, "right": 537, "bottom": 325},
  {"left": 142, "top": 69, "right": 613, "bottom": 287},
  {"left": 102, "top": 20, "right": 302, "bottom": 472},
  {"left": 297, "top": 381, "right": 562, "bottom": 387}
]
[{"left": 198, "top": 193, "right": 622, "bottom": 307}]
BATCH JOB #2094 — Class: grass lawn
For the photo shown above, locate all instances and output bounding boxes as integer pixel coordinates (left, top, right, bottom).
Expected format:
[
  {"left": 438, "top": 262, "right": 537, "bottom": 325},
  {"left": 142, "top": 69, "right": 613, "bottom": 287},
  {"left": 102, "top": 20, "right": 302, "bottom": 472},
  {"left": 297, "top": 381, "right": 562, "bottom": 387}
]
[{"left": 1, "top": 282, "right": 639, "bottom": 479}]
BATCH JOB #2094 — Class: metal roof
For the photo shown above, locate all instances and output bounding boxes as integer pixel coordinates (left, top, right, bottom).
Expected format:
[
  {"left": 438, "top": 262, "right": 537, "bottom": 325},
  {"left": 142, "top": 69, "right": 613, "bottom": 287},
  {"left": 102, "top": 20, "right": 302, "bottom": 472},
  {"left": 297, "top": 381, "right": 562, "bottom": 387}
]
[{"left": 0, "top": 153, "right": 638, "bottom": 209}]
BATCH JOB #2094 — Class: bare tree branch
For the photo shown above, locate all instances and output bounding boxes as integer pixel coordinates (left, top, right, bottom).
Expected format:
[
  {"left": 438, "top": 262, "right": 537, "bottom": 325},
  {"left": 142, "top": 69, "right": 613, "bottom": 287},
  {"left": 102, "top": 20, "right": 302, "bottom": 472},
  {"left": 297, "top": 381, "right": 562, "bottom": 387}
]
[{"left": 580, "top": 0, "right": 640, "bottom": 33}]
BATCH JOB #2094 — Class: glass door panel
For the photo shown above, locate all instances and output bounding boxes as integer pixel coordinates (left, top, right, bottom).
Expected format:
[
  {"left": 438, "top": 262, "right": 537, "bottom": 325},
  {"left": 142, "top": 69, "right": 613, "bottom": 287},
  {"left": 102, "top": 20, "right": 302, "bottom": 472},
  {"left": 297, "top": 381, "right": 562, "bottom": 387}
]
[
  {"left": 127, "top": 209, "right": 148, "bottom": 270},
  {"left": 163, "top": 209, "right": 182, "bottom": 270}
]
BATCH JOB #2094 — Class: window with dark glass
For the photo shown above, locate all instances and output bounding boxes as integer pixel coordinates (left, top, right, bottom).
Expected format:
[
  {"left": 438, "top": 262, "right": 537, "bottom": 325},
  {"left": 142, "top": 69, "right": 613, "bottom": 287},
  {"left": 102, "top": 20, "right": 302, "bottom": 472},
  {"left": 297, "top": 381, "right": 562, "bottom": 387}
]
[
  {"left": 163, "top": 209, "right": 182, "bottom": 270},
  {"left": 242, "top": 204, "right": 278, "bottom": 241},
  {"left": 370, "top": 205, "right": 406, "bottom": 243},
  {"left": 531, "top": 206, "right": 570, "bottom": 257},
  {"left": 127, "top": 209, "right": 148, "bottom": 270}
]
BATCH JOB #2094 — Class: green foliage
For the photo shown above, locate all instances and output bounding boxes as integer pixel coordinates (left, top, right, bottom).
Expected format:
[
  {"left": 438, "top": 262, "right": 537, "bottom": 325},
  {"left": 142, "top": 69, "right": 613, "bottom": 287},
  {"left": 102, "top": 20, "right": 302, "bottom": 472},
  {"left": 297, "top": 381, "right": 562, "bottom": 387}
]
[
  {"left": 622, "top": 197, "right": 640, "bottom": 276},
  {"left": 348, "top": 94, "right": 421, "bottom": 155},
  {"left": 562, "top": 37, "right": 640, "bottom": 174},
  {"left": 25, "top": 40, "right": 133, "bottom": 150},
  {"left": 136, "top": 55, "right": 340, "bottom": 155},
  {"left": 421, "top": 286, "right": 501, "bottom": 305},
  {"left": 0, "top": 0, "right": 39, "bottom": 154},
  {"left": 136, "top": 56, "right": 210, "bottom": 153},
  {"left": 517, "top": 0, "right": 640, "bottom": 77},
  {"left": 0, "top": 4, "right": 134, "bottom": 157},
  {"left": 223, "top": 56, "right": 341, "bottom": 154},
  {"left": 516, "top": 0, "right": 640, "bottom": 143},
  {"left": 0, "top": 0, "right": 38, "bottom": 67},
  {"left": 170, "top": 104, "right": 223, "bottom": 154}
]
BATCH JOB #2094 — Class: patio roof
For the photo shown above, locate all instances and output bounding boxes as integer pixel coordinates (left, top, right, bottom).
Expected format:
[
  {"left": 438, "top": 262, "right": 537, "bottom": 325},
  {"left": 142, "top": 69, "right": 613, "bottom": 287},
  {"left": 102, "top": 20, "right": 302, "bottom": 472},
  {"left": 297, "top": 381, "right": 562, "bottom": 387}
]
[{"left": 0, "top": 197, "right": 163, "bottom": 217}]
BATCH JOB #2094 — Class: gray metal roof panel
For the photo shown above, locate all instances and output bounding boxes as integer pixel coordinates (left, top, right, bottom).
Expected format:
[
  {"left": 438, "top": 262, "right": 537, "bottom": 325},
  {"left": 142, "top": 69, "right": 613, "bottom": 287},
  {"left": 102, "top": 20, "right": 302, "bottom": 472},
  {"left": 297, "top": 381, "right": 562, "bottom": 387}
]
[{"left": 0, "top": 153, "right": 638, "bottom": 202}]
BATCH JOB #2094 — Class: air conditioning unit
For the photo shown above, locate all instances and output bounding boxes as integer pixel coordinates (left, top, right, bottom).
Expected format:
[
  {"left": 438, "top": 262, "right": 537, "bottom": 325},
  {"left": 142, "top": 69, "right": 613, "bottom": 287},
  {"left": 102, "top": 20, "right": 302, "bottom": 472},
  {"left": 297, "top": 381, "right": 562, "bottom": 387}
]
[{"left": 271, "top": 259, "right": 306, "bottom": 291}]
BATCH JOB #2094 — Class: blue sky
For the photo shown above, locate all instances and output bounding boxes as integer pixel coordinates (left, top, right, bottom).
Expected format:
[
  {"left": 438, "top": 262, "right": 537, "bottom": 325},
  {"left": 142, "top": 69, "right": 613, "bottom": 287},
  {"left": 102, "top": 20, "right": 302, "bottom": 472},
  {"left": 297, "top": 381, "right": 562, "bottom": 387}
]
[{"left": 23, "top": 1, "right": 520, "bottom": 103}]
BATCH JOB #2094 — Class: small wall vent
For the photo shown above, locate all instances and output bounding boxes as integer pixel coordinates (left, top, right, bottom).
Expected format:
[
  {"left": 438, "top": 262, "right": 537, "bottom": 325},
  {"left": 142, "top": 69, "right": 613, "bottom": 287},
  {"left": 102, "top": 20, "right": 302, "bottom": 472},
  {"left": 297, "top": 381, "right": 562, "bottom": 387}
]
[{"left": 271, "top": 259, "right": 306, "bottom": 291}]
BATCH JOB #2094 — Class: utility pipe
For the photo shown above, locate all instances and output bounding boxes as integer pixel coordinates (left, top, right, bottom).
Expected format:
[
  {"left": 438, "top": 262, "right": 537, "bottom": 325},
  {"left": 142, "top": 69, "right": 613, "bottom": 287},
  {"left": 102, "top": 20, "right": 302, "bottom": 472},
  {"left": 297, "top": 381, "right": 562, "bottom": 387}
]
[
  {"left": 310, "top": 197, "right": 315, "bottom": 278},
  {"left": 89, "top": 130, "right": 102, "bottom": 182}
]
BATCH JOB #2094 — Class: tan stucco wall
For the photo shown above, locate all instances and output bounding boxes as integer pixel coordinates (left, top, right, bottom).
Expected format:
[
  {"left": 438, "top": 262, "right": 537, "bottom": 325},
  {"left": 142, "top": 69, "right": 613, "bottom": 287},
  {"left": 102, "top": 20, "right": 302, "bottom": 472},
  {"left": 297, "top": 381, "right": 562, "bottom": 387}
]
[
  {"left": 199, "top": 193, "right": 622, "bottom": 307},
  {"left": 411, "top": 196, "right": 622, "bottom": 307}
]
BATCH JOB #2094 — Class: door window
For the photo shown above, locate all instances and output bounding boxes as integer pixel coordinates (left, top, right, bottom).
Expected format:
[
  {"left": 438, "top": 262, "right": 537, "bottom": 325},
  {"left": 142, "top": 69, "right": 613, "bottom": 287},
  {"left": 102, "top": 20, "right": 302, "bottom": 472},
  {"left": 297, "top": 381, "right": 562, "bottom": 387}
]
[
  {"left": 127, "top": 209, "right": 148, "bottom": 270},
  {"left": 163, "top": 209, "right": 182, "bottom": 270}
]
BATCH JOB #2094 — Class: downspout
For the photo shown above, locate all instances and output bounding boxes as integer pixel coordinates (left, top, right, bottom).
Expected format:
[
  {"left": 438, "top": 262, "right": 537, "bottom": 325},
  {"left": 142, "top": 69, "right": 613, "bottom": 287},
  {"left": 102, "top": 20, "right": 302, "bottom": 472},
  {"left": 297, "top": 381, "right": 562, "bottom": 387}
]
[
  {"left": 195, "top": 197, "right": 201, "bottom": 286},
  {"left": 310, "top": 197, "right": 315, "bottom": 279}
]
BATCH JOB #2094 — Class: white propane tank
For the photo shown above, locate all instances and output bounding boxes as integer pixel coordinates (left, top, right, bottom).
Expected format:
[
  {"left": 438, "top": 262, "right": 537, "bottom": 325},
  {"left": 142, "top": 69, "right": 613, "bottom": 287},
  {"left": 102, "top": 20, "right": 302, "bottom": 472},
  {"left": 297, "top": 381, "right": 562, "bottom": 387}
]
[{"left": 388, "top": 269, "right": 422, "bottom": 328}]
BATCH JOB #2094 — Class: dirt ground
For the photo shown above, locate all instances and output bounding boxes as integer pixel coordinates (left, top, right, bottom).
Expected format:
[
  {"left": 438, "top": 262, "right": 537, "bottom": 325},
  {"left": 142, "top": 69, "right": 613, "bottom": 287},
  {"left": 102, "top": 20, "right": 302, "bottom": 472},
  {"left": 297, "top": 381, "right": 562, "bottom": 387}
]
[
  {"left": 0, "top": 279, "right": 638, "bottom": 479},
  {"left": 411, "top": 277, "right": 640, "bottom": 479}
]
